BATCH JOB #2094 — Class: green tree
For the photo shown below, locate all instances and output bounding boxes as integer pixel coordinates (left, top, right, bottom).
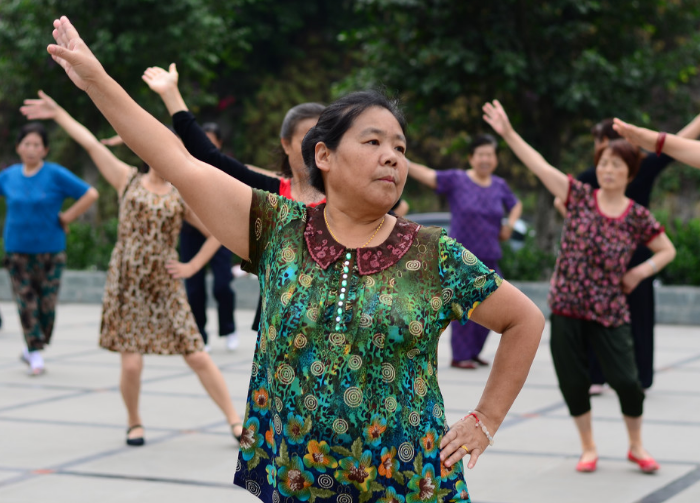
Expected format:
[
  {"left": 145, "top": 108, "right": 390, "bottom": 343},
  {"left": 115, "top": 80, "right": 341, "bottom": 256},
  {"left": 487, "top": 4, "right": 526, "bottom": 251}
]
[{"left": 342, "top": 0, "right": 700, "bottom": 253}]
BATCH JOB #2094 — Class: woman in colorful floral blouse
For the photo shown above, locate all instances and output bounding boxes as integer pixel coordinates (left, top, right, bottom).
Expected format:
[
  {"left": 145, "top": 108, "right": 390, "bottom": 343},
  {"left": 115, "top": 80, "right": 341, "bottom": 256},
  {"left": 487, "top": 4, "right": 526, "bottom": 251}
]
[
  {"left": 49, "top": 17, "right": 545, "bottom": 502},
  {"left": 484, "top": 100, "right": 676, "bottom": 474}
]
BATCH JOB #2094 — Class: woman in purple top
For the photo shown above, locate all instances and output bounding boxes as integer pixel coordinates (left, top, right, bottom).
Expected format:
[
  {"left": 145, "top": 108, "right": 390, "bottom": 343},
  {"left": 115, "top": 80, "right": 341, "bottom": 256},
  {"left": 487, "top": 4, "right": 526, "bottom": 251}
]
[
  {"left": 484, "top": 99, "right": 676, "bottom": 474},
  {"left": 408, "top": 135, "right": 522, "bottom": 369}
]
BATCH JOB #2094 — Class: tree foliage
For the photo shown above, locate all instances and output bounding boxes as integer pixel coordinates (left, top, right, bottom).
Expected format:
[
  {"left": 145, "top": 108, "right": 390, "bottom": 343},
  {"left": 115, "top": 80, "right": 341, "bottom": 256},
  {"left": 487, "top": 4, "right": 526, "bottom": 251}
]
[{"left": 343, "top": 0, "right": 700, "bottom": 250}]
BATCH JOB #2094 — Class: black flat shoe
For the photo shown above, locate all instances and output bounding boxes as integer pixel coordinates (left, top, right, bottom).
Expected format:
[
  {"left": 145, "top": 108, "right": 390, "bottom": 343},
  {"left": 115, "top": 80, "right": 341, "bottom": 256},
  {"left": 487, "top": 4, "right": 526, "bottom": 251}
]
[
  {"left": 126, "top": 424, "right": 145, "bottom": 446},
  {"left": 231, "top": 422, "right": 243, "bottom": 443}
]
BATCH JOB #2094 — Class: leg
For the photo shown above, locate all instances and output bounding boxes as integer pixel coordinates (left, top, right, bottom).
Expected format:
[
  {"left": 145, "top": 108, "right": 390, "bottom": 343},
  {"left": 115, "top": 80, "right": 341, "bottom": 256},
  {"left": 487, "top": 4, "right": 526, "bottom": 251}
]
[
  {"left": 550, "top": 315, "right": 597, "bottom": 461},
  {"left": 210, "top": 246, "right": 235, "bottom": 336},
  {"left": 627, "top": 276, "right": 655, "bottom": 389},
  {"left": 184, "top": 351, "right": 242, "bottom": 435},
  {"left": 120, "top": 352, "right": 144, "bottom": 437},
  {"left": 7, "top": 254, "right": 45, "bottom": 373},
  {"left": 180, "top": 224, "right": 209, "bottom": 344},
  {"left": 37, "top": 252, "right": 66, "bottom": 346},
  {"left": 589, "top": 323, "right": 650, "bottom": 460}
]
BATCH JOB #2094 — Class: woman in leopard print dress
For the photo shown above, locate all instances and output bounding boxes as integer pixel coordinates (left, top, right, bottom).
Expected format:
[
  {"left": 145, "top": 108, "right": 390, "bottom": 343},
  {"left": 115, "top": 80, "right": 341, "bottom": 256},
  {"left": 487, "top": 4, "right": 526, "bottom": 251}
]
[{"left": 21, "top": 91, "right": 244, "bottom": 446}]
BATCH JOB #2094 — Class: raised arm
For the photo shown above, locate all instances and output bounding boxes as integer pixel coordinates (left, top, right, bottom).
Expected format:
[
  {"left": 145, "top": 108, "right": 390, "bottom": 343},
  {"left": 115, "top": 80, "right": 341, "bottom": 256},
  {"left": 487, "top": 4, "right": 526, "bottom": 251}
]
[
  {"left": 20, "top": 90, "right": 131, "bottom": 194},
  {"left": 407, "top": 161, "right": 438, "bottom": 189},
  {"left": 48, "top": 16, "right": 252, "bottom": 259},
  {"left": 483, "top": 100, "right": 569, "bottom": 201},
  {"left": 143, "top": 64, "right": 281, "bottom": 192},
  {"left": 614, "top": 119, "right": 700, "bottom": 170},
  {"left": 676, "top": 110, "right": 700, "bottom": 139}
]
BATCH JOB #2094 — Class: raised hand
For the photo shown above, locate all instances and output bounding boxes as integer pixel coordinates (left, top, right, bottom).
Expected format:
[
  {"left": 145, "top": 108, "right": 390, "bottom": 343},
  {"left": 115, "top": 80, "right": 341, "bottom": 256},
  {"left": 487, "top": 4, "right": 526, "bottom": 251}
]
[
  {"left": 142, "top": 63, "right": 179, "bottom": 95},
  {"left": 100, "top": 135, "right": 124, "bottom": 147},
  {"left": 20, "top": 90, "right": 61, "bottom": 120},
  {"left": 482, "top": 100, "right": 513, "bottom": 137},
  {"left": 48, "top": 16, "right": 105, "bottom": 92},
  {"left": 612, "top": 118, "right": 657, "bottom": 152}
]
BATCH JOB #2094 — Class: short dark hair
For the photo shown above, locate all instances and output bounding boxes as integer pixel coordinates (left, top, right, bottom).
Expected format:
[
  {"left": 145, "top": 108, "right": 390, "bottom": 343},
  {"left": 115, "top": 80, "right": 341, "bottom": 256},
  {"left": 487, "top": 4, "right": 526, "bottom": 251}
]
[
  {"left": 276, "top": 103, "right": 325, "bottom": 178},
  {"left": 591, "top": 118, "right": 622, "bottom": 142},
  {"left": 16, "top": 122, "right": 49, "bottom": 148},
  {"left": 594, "top": 138, "right": 642, "bottom": 181},
  {"left": 302, "top": 91, "right": 406, "bottom": 194},
  {"left": 201, "top": 122, "right": 222, "bottom": 142},
  {"left": 468, "top": 134, "right": 498, "bottom": 155}
]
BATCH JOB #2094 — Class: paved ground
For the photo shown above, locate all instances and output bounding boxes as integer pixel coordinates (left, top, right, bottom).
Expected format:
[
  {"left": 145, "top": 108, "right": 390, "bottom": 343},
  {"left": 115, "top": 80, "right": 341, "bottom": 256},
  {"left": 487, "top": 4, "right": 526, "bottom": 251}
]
[{"left": 0, "top": 301, "right": 698, "bottom": 503}]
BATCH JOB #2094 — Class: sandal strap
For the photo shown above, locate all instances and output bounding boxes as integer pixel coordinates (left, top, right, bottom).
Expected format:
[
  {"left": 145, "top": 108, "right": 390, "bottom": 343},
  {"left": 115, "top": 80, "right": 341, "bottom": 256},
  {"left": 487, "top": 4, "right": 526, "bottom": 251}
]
[{"left": 127, "top": 424, "right": 144, "bottom": 434}]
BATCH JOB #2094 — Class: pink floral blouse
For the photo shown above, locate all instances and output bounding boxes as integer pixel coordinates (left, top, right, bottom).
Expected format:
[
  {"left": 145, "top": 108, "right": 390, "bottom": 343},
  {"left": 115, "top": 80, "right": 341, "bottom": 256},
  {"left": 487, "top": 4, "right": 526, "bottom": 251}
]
[{"left": 548, "top": 177, "right": 664, "bottom": 327}]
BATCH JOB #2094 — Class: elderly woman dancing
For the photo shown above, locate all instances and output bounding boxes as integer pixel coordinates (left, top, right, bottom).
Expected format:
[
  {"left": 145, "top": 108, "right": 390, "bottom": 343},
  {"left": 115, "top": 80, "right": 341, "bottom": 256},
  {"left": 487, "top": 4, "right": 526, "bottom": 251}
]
[
  {"left": 484, "top": 100, "right": 676, "bottom": 474},
  {"left": 48, "top": 17, "right": 544, "bottom": 502}
]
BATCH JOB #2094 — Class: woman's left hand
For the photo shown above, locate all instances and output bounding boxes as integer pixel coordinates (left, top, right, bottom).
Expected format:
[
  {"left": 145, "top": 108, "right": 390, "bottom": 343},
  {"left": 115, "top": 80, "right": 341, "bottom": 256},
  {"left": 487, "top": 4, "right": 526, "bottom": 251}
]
[
  {"left": 621, "top": 266, "right": 646, "bottom": 294},
  {"left": 166, "top": 260, "right": 195, "bottom": 279},
  {"left": 499, "top": 224, "right": 513, "bottom": 242},
  {"left": 440, "top": 414, "right": 491, "bottom": 469}
]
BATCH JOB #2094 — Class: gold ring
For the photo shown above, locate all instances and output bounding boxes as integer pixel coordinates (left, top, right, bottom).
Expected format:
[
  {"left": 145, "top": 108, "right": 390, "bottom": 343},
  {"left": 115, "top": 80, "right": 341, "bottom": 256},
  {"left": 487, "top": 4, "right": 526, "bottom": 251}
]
[{"left": 460, "top": 445, "right": 470, "bottom": 454}]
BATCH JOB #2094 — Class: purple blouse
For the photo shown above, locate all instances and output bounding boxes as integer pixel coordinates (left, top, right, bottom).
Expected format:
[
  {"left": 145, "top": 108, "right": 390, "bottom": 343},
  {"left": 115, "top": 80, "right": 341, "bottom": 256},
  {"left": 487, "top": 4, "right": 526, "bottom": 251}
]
[{"left": 435, "top": 170, "right": 518, "bottom": 260}]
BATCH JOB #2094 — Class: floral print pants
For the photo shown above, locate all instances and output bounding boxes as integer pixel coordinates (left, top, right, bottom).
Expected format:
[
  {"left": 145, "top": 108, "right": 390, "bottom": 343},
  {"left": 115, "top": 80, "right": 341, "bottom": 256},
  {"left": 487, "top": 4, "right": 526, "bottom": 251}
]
[{"left": 6, "top": 252, "right": 66, "bottom": 351}]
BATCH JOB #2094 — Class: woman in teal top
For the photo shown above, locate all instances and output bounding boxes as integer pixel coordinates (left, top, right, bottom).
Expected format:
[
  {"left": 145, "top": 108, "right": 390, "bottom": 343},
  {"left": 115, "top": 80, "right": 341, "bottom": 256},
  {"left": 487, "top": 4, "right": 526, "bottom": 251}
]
[
  {"left": 0, "top": 122, "right": 98, "bottom": 375},
  {"left": 49, "top": 17, "right": 544, "bottom": 502}
]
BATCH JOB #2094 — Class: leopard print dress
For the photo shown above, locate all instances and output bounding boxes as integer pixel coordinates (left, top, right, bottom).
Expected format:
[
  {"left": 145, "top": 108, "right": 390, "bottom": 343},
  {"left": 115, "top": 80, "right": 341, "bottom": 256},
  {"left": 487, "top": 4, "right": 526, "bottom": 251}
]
[{"left": 100, "top": 169, "right": 204, "bottom": 354}]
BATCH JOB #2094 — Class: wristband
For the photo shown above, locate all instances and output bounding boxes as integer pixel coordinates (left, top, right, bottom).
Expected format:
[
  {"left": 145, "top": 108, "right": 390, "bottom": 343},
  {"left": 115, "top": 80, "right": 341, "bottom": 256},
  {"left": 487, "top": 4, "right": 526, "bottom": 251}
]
[
  {"left": 655, "top": 132, "right": 667, "bottom": 156},
  {"left": 647, "top": 258, "right": 658, "bottom": 274}
]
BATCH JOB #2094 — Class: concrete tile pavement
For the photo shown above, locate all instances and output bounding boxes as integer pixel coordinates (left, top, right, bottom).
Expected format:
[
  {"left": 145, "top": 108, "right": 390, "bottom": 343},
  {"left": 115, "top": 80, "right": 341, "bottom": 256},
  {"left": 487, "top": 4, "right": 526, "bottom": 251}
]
[{"left": 0, "top": 301, "right": 698, "bottom": 503}]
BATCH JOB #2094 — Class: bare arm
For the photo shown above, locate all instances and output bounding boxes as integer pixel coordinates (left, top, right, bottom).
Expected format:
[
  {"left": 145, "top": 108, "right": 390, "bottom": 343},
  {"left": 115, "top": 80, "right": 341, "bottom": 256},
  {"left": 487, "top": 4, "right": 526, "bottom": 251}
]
[
  {"left": 59, "top": 187, "right": 99, "bottom": 230},
  {"left": 483, "top": 100, "right": 569, "bottom": 201},
  {"left": 676, "top": 111, "right": 700, "bottom": 139},
  {"left": 49, "top": 17, "right": 252, "bottom": 259},
  {"left": 439, "top": 280, "right": 544, "bottom": 469},
  {"left": 499, "top": 200, "right": 522, "bottom": 241},
  {"left": 142, "top": 63, "right": 188, "bottom": 116},
  {"left": 614, "top": 119, "right": 700, "bottom": 170},
  {"left": 407, "top": 161, "right": 438, "bottom": 189},
  {"left": 21, "top": 91, "right": 132, "bottom": 193},
  {"left": 393, "top": 198, "right": 410, "bottom": 217},
  {"left": 621, "top": 232, "right": 676, "bottom": 294}
]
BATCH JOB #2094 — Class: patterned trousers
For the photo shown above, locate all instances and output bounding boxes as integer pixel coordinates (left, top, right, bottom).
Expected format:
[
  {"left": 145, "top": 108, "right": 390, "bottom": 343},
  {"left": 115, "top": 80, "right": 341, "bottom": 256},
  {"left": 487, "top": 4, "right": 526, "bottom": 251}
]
[
  {"left": 6, "top": 252, "right": 66, "bottom": 351},
  {"left": 450, "top": 258, "right": 501, "bottom": 361}
]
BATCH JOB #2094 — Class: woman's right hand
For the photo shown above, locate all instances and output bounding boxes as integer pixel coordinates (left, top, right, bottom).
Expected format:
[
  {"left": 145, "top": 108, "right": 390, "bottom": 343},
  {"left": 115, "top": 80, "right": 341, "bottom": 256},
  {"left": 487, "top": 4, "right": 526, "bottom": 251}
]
[
  {"left": 482, "top": 100, "right": 514, "bottom": 137},
  {"left": 142, "top": 63, "right": 179, "bottom": 95},
  {"left": 48, "top": 16, "right": 106, "bottom": 92},
  {"left": 20, "top": 90, "right": 61, "bottom": 121}
]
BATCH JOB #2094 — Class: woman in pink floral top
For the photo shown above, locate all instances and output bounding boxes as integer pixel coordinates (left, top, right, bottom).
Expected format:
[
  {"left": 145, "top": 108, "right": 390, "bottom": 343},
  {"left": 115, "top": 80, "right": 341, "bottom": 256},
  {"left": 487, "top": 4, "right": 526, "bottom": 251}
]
[{"left": 484, "top": 100, "right": 676, "bottom": 474}]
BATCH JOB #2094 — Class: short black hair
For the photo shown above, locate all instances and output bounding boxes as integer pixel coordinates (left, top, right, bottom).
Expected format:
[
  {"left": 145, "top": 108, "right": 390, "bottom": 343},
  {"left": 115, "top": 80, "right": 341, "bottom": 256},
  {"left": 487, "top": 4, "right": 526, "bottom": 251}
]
[
  {"left": 16, "top": 122, "right": 49, "bottom": 148},
  {"left": 302, "top": 90, "right": 406, "bottom": 194},
  {"left": 591, "top": 118, "right": 622, "bottom": 142},
  {"left": 276, "top": 103, "right": 325, "bottom": 178},
  {"left": 468, "top": 134, "right": 498, "bottom": 155}
]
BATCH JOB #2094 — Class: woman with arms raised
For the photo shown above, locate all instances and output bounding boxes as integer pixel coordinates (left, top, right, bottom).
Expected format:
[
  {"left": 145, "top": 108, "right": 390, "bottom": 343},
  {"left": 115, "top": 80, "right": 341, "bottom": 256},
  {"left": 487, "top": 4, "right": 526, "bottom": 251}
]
[
  {"left": 49, "top": 17, "right": 543, "bottom": 502},
  {"left": 21, "top": 90, "right": 244, "bottom": 447},
  {"left": 484, "top": 100, "right": 676, "bottom": 474}
]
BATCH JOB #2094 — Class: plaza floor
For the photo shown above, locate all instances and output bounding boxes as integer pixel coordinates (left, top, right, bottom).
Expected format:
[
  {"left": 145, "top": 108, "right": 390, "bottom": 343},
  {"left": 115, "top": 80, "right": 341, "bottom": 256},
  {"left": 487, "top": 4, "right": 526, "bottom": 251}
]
[{"left": 0, "top": 301, "right": 698, "bottom": 503}]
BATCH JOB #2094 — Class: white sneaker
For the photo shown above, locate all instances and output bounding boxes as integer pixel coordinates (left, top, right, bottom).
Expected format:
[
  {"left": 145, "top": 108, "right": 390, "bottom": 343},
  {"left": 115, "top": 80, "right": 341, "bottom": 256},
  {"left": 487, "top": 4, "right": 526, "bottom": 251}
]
[{"left": 226, "top": 332, "right": 240, "bottom": 351}]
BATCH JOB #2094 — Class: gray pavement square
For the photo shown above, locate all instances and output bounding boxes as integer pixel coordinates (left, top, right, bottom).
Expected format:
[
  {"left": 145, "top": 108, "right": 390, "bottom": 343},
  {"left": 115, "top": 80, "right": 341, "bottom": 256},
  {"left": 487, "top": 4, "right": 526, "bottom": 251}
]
[{"left": 0, "top": 301, "right": 699, "bottom": 503}]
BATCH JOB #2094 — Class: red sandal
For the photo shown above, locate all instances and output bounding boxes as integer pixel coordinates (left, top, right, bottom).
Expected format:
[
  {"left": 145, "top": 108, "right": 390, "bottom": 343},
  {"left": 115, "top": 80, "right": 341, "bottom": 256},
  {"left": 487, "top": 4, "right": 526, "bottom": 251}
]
[
  {"left": 576, "top": 456, "right": 598, "bottom": 472},
  {"left": 628, "top": 451, "right": 659, "bottom": 473}
]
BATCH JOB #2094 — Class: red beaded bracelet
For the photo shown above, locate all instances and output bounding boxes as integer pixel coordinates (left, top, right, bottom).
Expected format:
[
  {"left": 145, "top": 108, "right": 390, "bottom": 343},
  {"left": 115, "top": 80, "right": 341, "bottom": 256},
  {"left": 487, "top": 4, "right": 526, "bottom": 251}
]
[
  {"left": 655, "top": 132, "right": 667, "bottom": 156},
  {"left": 461, "top": 411, "right": 494, "bottom": 446}
]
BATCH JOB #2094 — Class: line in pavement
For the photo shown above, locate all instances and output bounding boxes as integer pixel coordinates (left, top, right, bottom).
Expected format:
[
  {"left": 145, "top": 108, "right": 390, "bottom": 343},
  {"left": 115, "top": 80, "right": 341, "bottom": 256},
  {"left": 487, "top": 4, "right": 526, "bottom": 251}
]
[
  {"left": 53, "top": 470, "right": 236, "bottom": 489},
  {"left": 636, "top": 466, "right": 700, "bottom": 503}
]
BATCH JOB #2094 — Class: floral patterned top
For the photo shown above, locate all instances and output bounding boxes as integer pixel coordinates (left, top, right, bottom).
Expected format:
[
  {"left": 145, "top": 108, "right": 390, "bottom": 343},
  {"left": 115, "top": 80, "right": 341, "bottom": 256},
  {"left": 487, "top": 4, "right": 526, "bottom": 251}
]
[
  {"left": 548, "top": 177, "right": 663, "bottom": 327},
  {"left": 234, "top": 190, "right": 502, "bottom": 503}
]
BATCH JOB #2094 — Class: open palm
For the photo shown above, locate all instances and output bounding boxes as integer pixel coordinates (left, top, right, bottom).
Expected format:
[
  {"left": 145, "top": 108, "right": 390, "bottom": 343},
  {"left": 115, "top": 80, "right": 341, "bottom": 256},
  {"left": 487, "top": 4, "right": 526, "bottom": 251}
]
[
  {"left": 21, "top": 90, "right": 60, "bottom": 120},
  {"left": 48, "top": 17, "right": 104, "bottom": 92},
  {"left": 142, "top": 63, "right": 179, "bottom": 95},
  {"left": 482, "top": 100, "right": 513, "bottom": 137}
]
